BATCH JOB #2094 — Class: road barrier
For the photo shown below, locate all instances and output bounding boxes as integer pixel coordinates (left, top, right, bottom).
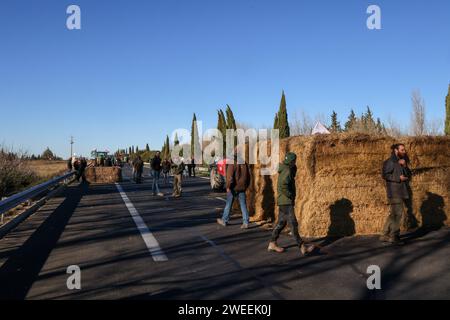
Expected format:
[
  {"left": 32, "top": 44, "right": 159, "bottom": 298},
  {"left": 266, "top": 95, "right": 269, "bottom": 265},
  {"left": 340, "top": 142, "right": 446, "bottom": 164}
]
[{"left": 0, "top": 171, "right": 76, "bottom": 216}]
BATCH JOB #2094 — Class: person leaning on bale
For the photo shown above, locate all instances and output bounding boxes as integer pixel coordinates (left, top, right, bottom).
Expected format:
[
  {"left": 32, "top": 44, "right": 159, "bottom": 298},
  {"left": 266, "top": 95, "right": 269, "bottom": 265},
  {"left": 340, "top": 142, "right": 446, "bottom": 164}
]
[
  {"left": 268, "top": 152, "right": 314, "bottom": 256},
  {"left": 380, "top": 143, "right": 412, "bottom": 245}
]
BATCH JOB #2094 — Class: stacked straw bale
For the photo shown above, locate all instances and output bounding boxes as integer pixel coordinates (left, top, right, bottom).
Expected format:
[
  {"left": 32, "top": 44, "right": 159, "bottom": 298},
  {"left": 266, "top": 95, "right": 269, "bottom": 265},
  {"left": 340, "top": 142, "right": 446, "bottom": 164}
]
[{"left": 244, "top": 134, "right": 450, "bottom": 237}]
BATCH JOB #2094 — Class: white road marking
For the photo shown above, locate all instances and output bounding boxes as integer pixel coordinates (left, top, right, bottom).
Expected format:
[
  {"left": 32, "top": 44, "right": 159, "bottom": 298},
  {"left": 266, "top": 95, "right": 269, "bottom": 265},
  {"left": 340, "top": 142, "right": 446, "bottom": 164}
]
[
  {"left": 115, "top": 183, "right": 168, "bottom": 262},
  {"left": 199, "top": 176, "right": 210, "bottom": 180},
  {"left": 215, "top": 197, "right": 226, "bottom": 202}
]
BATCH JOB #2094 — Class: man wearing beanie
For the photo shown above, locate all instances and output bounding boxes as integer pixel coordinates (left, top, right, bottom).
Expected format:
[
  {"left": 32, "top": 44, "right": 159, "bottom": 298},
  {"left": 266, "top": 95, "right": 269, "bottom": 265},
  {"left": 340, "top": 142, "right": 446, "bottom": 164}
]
[{"left": 268, "top": 152, "right": 314, "bottom": 256}]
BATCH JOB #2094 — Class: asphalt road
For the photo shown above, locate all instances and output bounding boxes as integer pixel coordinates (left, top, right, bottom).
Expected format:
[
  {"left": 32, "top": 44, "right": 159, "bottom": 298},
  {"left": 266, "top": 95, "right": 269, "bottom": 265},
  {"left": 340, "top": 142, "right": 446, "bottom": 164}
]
[{"left": 0, "top": 165, "right": 449, "bottom": 300}]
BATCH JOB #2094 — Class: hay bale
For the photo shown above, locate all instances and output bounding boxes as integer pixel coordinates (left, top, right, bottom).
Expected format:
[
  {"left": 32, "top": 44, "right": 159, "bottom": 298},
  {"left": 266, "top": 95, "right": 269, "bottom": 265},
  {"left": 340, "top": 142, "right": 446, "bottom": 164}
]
[
  {"left": 247, "top": 134, "right": 450, "bottom": 237},
  {"left": 84, "top": 166, "right": 122, "bottom": 184}
]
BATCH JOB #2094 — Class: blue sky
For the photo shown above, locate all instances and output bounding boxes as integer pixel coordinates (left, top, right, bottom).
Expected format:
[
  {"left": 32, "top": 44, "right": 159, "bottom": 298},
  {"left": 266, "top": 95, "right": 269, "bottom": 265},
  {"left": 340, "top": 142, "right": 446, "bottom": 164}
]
[{"left": 0, "top": 0, "right": 449, "bottom": 158}]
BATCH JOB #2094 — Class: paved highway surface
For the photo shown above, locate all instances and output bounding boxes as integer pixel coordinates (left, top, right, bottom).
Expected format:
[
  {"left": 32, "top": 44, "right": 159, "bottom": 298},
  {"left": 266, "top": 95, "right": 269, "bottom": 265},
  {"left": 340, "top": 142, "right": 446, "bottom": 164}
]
[{"left": 0, "top": 165, "right": 449, "bottom": 300}]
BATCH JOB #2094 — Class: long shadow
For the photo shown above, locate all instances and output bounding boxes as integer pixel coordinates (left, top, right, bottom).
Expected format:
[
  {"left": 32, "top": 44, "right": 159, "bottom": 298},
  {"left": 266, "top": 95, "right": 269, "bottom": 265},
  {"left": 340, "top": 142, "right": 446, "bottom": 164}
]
[
  {"left": 0, "top": 183, "right": 86, "bottom": 300},
  {"left": 403, "top": 192, "right": 447, "bottom": 242},
  {"left": 261, "top": 175, "right": 275, "bottom": 222},
  {"left": 318, "top": 198, "right": 355, "bottom": 248}
]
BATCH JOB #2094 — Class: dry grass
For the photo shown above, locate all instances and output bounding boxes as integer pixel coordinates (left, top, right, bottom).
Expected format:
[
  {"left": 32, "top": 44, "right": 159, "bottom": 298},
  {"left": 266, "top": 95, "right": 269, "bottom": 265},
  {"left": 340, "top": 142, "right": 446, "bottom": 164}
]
[
  {"left": 245, "top": 133, "right": 450, "bottom": 237},
  {"left": 27, "top": 160, "right": 68, "bottom": 179}
]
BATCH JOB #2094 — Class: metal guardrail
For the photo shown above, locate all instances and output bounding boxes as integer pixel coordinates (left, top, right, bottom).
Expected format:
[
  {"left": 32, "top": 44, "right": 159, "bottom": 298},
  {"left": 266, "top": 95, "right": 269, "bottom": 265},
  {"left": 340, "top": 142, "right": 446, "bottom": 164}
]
[{"left": 0, "top": 170, "right": 76, "bottom": 216}]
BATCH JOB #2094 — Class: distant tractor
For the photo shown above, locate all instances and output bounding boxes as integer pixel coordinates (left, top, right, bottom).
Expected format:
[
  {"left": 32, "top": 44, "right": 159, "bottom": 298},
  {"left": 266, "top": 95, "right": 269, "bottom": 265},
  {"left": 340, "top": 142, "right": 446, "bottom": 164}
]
[{"left": 91, "top": 150, "right": 111, "bottom": 166}]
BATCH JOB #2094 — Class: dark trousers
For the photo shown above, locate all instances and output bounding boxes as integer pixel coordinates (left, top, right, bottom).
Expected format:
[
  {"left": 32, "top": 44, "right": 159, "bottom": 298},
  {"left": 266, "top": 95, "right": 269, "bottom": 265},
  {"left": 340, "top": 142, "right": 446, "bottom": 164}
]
[
  {"left": 271, "top": 205, "right": 303, "bottom": 246},
  {"left": 76, "top": 169, "right": 86, "bottom": 182},
  {"left": 135, "top": 170, "right": 143, "bottom": 184},
  {"left": 382, "top": 198, "right": 405, "bottom": 238}
]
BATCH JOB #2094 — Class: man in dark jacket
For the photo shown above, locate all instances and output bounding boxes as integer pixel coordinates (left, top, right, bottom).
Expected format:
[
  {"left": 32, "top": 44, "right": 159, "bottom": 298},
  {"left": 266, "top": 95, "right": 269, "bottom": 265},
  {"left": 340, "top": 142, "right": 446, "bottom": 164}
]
[
  {"left": 380, "top": 143, "right": 411, "bottom": 245},
  {"left": 172, "top": 157, "right": 185, "bottom": 197},
  {"left": 134, "top": 156, "right": 144, "bottom": 184},
  {"left": 161, "top": 158, "right": 171, "bottom": 185},
  {"left": 268, "top": 152, "right": 313, "bottom": 256},
  {"left": 151, "top": 151, "right": 164, "bottom": 196},
  {"left": 216, "top": 156, "right": 251, "bottom": 229}
]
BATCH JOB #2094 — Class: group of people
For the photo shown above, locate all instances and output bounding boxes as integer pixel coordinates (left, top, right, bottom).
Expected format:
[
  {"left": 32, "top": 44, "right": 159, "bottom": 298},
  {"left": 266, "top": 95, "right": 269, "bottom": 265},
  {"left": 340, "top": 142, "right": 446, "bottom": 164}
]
[
  {"left": 67, "top": 156, "right": 88, "bottom": 183},
  {"left": 216, "top": 143, "right": 413, "bottom": 256},
  {"left": 131, "top": 152, "right": 186, "bottom": 198}
]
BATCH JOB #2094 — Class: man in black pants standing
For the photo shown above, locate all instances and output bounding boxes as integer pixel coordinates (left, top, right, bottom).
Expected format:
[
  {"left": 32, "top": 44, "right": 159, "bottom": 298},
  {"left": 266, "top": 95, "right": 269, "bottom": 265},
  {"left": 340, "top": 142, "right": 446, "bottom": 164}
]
[{"left": 380, "top": 143, "right": 411, "bottom": 245}]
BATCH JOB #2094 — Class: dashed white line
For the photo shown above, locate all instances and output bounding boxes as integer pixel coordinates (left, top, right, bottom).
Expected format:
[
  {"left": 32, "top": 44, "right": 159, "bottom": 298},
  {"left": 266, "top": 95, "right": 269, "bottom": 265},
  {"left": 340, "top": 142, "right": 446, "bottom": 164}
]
[{"left": 115, "top": 183, "right": 168, "bottom": 262}]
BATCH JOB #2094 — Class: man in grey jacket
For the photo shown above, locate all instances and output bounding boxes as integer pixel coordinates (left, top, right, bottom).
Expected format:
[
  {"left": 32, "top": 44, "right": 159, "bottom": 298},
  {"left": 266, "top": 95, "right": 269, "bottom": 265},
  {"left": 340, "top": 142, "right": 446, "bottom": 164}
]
[{"left": 380, "top": 143, "right": 411, "bottom": 245}]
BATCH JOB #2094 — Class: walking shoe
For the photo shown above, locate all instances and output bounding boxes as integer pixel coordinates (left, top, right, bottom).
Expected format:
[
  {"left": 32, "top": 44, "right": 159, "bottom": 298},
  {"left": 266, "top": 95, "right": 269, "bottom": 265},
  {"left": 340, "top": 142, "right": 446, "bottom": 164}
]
[
  {"left": 240, "top": 223, "right": 249, "bottom": 229},
  {"left": 157, "top": 192, "right": 164, "bottom": 197},
  {"left": 267, "top": 242, "right": 285, "bottom": 253},
  {"left": 216, "top": 218, "right": 227, "bottom": 227},
  {"left": 300, "top": 243, "right": 314, "bottom": 256}
]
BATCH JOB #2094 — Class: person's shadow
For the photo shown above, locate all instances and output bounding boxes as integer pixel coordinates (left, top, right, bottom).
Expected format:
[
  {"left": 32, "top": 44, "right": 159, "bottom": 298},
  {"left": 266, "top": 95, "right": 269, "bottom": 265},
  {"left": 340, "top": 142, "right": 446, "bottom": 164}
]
[
  {"left": 420, "top": 192, "right": 446, "bottom": 231},
  {"left": 261, "top": 175, "right": 275, "bottom": 223},
  {"left": 318, "top": 198, "right": 356, "bottom": 248},
  {"left": 403, "top": 192, "right": 447, "bottom": 241}
]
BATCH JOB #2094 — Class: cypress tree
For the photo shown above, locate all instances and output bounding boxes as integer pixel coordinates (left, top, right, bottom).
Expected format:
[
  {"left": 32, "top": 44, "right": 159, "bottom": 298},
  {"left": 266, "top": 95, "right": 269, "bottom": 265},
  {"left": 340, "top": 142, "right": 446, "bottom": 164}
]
[
  {"left": 174, "top": 133, "right": 179, "bottom": 146},
  {"left": 330, "top": 111, "right": 342, "bottom": 133},
  {"left": 191, "top": 113, "right": 201, "bottom": 159},
  {"left": 277, "top": 91, "right": 290, "bottom": 138},
  {"left": 146, "top": 143, "right": 150, "bottom": 152},
  {"left": 217, "top": 109, "right": 227, "bottom": 137},
  {"left": 445, "top": 84, "right": 450, "bottom": 136},
  {"left": 225, "top": 105, "right": 237, "bottom": 130},
  {"left": 217, "top": 109, "right": 227, "bottom": 154},
  {"left": 344, "top": 109, "right": 357, "bottom": 132},
  {"left": 136, "top": 146, "right": 139, "bottom": 153},
  {"left": 165, "top": 135, "right": 170, "bottom": 159},
  {"left": 273, "top": 113, "right": 279, "bottom": 130},
  {"left": 128, "top": 147, "right": 132, "bottom": 155}
]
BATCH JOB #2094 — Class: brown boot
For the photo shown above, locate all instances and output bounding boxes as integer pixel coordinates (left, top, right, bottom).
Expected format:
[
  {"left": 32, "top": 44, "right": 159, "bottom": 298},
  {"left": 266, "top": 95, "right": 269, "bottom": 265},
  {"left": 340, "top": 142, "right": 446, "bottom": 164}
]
[{"left": 268, "top": 242, "right": 285, "bottom": 253}]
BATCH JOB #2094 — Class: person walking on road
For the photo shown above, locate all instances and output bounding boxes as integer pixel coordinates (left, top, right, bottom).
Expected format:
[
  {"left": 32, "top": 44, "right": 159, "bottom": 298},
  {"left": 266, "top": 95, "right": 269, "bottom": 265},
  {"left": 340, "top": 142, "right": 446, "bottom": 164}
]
[
  {"left": 268, "top": 152, "right": 313, "bottom": 256},
  {"left": 161, "top": 158, "right": 171, "bottom": 185},
  {"left": 131, "top": 156, "right": 138, "bottom": 182},
  {"left": 151, "top": 151, "right": 164, "bottom": 196},
  {"left": 216, "top": 154, "right": 251, "bottom": 229},
  {"left": 191, "top": 158, "right": 196, "bottom": 177},
  {"left": 380, "top": 143, "right": 412, "bottom": 245},
  {"left": 172, "top": 157, "right": 185, "bottom": 198},
  {"left": 134, "top": 155, "right": 144, "bottom": 184}
]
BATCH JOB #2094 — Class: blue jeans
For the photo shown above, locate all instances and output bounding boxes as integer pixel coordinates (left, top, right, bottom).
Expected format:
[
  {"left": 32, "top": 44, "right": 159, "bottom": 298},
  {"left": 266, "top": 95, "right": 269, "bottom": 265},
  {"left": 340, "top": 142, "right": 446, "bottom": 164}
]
[
  {"left": 152, "top": 170, "right": 161, "bottom": 193},
  {"left": 221, "top": 190, "right": 250, "bottom": 225}
]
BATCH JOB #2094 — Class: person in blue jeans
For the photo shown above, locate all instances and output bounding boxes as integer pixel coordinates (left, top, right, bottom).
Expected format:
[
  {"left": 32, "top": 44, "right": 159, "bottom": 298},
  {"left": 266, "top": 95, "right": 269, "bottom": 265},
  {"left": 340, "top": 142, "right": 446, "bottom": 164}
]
[
  {"left": 151, "top": 151, "right": 164, "bottom": 197},
  {"left": 217, "top": 158, "right": 251, "bottom": 229}
]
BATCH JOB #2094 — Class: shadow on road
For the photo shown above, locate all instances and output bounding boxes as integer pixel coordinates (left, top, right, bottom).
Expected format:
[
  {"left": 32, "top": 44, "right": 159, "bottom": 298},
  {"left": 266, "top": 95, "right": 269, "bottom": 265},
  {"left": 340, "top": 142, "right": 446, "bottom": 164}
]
[{"left": 0, "top": 183, "right": 87, "bottom": 300}]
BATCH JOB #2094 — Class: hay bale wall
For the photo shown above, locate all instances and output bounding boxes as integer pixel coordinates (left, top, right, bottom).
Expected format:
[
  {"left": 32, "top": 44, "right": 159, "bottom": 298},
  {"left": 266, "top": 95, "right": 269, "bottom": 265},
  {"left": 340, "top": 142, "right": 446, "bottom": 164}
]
[
  {"left": 246, "top": 134, "right": 450, "bottom": 237},
  {"left": 84, "top": 167, "right": 122, "bottom": 184}
]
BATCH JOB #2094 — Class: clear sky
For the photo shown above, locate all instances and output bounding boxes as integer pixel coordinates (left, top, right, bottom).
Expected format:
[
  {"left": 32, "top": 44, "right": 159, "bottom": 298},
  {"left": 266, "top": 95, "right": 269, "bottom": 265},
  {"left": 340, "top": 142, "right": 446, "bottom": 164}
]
[{"left": 1, "top": 0, "right": 449, "bottom": 158}]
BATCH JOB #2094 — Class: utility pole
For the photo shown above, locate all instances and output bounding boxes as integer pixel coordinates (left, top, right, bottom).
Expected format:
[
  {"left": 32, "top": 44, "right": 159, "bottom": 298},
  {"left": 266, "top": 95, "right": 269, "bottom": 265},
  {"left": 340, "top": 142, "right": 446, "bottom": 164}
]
[{"left": 70, "top": 136, "right": 74, "bottom": 158}]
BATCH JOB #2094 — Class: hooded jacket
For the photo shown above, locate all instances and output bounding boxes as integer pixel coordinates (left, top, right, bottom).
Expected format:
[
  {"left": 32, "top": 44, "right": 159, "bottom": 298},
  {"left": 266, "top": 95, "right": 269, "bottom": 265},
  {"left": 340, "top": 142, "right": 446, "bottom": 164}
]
[{"left": 277, "top": 160, "right": 297, "bottom": 206}]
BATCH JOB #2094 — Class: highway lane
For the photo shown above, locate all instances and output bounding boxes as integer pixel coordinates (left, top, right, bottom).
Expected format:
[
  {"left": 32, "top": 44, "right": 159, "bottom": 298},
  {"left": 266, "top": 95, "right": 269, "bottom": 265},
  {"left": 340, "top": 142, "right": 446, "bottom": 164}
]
[{"left": 0, "top": 167, "right": 449, "bottom": 299}]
